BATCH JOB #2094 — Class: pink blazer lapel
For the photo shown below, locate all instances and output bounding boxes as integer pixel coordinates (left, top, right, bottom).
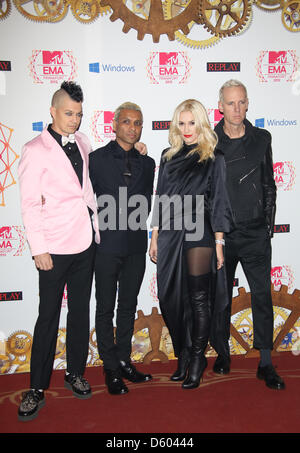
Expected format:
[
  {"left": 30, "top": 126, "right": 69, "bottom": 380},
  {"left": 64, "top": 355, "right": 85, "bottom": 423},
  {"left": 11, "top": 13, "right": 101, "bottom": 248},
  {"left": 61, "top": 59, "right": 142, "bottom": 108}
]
[{"left": 40, "top": 128, "right": 83, "bottom": 190}]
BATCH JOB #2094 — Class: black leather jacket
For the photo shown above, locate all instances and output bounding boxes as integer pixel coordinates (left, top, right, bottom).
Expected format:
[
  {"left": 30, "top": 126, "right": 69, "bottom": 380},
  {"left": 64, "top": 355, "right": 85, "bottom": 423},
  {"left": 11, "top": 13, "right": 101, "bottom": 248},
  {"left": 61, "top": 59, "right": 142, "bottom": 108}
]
[{"left": 215, "top": 118, "right": 276, "bottom": 237}]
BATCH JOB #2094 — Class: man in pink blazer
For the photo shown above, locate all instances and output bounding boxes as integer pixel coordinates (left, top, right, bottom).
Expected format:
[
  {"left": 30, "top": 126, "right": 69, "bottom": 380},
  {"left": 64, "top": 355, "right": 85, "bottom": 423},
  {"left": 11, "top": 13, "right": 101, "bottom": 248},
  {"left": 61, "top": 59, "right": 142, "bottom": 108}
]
[{"left": 17, "top": 81, "right": 100, "bottom": 421}]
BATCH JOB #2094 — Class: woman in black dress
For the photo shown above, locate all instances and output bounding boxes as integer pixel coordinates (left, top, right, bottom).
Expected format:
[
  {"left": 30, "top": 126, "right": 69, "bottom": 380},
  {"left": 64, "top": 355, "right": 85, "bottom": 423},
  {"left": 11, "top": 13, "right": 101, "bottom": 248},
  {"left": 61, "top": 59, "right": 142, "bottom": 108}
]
[{"left": 149, "top": 99, "right": 232, "bottom": 389}]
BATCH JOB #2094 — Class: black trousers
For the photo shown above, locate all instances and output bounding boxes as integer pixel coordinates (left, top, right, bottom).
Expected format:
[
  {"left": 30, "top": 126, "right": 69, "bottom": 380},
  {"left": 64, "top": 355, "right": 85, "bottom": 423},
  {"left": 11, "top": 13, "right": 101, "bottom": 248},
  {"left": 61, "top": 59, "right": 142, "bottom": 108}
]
[
  {"left": 213, "top": 223, "right": 274, "bottom": 358},
  {"left": 94, "top": 251, "right": 146, "bottom": 370},
  {"left": 30, "top": 242, "right": 95, "bottom": 389}
]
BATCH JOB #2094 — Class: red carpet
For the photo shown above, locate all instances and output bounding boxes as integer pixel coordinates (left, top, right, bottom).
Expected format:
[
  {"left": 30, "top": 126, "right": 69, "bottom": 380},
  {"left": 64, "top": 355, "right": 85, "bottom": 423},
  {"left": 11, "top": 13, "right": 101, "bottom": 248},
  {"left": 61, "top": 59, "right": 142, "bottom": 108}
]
[{"left": 0, "top": 353, "right": 299, "bottom": 434}]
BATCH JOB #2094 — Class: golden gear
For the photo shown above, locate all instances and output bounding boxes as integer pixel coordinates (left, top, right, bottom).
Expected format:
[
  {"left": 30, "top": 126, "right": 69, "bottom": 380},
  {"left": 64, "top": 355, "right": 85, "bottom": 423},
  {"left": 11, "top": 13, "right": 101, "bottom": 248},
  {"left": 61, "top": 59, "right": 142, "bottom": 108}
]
[
  {"left": 199, "top": 0, "right": 252, "bottom": 36},
  {"left": 0, "top": 0, "right": 11, "bottom": 19},
  {"left": 55, "top": 328, "right": 66, "bottom": 359},
  {"left": 71, "top": 0, "right": 99, "bottom": 22},
  {"left": 163, "top": 0, "right": 222, "bottom": 49},
  {"left": 254, "top": 0, "right": 282, "bottom": 11},
  {"left": 0, "top": 354, "right": 13, "bottom": 374},
  {"left": 35, "top": 0, "right": 64, "bottom": 16},
  {"left": 281, "top": 0, "right": 300, "bottom": 31},
  {"left": 101, "top": 0, "right": 202, "bottom": 42},
  {"left": 88, "top": 328, "right": 103, "bottom": 366},
  {"left": 230, "top": 285, "right": 300, "bottom": 355},
  {"left": 230, "top": 306, "right": 294, "bottom": 354},
  {"left": 6, "top": 331, "right": 32, "bottom": 356},
  {"left": 174, "top": 22, "right": 222, "bottom": 48},
  {"left": 13, "top": 0, "right": 68, "bottom": 22},
  {"left": 97, "top": 0, "right": 112, "bottom": 15},
  {"left": 230, "top": 308, "right": 254, "bottom": 354}
]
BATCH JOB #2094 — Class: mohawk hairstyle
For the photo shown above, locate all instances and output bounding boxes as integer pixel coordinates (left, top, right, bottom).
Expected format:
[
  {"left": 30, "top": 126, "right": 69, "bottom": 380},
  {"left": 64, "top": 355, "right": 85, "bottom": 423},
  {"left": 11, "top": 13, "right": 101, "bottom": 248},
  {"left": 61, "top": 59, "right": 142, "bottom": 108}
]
[{"left": 60, "top": 81, "right": 84, "bottom": 103}]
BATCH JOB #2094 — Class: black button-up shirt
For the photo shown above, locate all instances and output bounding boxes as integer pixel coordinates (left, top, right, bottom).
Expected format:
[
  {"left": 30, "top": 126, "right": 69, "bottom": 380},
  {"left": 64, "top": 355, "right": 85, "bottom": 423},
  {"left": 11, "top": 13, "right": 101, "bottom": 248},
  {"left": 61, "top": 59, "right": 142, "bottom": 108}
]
[{"left": 47, "top": 124, "right": 83, "bottom": 187}]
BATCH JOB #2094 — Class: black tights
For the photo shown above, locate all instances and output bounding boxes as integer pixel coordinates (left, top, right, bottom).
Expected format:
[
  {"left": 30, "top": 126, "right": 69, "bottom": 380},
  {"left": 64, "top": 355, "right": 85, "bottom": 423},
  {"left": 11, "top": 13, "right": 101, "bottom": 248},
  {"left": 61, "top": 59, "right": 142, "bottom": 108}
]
[{"left": 185, "top": 247, "right": 213, "bottom": 356}]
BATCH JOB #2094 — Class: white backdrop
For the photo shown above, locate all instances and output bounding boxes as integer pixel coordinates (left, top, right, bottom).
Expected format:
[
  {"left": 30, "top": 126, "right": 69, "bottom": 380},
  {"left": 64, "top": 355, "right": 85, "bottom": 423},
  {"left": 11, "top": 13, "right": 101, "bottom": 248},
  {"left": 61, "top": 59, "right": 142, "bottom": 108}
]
[{"left": 1, "top": 1, "right": 300, "bottom": 373}]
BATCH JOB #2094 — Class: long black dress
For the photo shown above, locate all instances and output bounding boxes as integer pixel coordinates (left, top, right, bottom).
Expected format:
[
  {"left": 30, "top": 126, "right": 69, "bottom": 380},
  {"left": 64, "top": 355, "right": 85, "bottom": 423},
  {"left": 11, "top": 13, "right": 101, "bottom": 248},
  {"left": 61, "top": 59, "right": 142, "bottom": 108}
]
[{"left": 152, "top": 144, "right": 233, "bottom": 357}]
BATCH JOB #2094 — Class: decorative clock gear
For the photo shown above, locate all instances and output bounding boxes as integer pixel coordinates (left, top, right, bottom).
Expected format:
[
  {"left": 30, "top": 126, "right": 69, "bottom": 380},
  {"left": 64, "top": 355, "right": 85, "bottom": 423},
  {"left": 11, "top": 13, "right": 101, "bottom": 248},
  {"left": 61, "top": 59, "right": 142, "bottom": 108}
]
[
  {"left": 0, "top": 0, "right": 11, "bottom": 19},
  {"left": 199, "top": 0, "right": 252, "bottom": 36},
  {"left": 254, "top": 0, "right": 281, "bottom": 11},
  {"left": 163, "top": 0, "right": 222, "bottom": 49},
  {"left": 100, "top": 0, "right": 202, "bottom": 42},
  {"left": 281, "top": 0, "right": 300, "bottom": 31}
]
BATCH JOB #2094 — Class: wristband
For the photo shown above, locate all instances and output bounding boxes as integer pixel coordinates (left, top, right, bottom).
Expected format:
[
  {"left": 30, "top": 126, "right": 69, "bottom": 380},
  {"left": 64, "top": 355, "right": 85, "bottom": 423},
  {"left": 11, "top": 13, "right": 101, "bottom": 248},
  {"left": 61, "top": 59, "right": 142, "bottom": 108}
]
[{"left": 215, "top": 239, "right": 225, "bottom": 245}]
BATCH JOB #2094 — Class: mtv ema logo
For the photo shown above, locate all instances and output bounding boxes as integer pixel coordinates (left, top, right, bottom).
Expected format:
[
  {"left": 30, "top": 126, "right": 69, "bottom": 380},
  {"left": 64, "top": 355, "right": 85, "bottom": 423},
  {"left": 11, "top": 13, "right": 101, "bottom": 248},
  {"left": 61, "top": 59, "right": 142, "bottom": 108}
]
[
  {"left": 273, "top": 161, "right": 296, "bottom": 191},
  {"left": 256, "top": 50, "right": 299, "bottom": 83},
  {"left": 207, "top": 109, "right": 224, "bottom": 128},
  {"left": 29, "top": 50, "right": 77, "bottom": 84},
  {"left": 146, "top": 52, "right": 191, "bottom": 84},
  {"left": 271, "top": 265, "right": 294, "bottom": 293},
  {"left": 90, "top": 110, "right": 115, "bottom": 143},
  {"left": 0, "top": 226, "right": 26, "bottom": 257},
  {"left": 0, "top": 122, "right": 19, "bottom": 206}
]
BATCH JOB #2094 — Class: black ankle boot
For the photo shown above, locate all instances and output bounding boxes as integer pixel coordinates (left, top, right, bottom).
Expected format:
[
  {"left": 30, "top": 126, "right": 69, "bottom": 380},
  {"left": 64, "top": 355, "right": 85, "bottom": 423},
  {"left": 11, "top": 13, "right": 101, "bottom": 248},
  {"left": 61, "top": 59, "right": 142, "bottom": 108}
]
[
  {"left": 182, "top": 355, "right": 208, "bottom": 389},
  {"left": 170, "top": 349, "right": 191, "bottom": 381}
]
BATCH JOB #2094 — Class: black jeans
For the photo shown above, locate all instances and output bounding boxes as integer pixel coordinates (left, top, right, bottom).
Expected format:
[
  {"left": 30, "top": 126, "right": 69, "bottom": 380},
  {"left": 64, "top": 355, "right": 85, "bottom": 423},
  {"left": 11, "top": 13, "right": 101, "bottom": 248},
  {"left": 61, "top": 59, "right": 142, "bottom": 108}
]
[
  {"left": 214, "top": 223, "right": 274, "bottom": 358},
  {"left": 30, "top": 242, "right": 95, "bottom": 389},
  {"left": 94, "top": 251, "right": 146, "bottom": 370}
]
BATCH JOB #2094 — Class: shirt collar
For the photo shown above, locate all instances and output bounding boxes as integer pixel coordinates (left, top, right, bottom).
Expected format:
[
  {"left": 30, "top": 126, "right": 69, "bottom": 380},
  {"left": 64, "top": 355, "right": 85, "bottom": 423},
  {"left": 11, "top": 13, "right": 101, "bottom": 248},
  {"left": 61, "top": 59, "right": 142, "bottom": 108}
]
[{"left": 111, "top": 140, "right": 138, "bottom": 159}]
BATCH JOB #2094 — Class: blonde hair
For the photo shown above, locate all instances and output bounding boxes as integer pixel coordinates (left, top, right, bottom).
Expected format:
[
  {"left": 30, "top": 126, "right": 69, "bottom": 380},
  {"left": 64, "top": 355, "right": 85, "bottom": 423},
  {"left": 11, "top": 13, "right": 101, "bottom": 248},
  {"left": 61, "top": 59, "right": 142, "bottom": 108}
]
[
  {"left": 114, "top": 102, "right": 143, "bottom": 122},
  {"left": 219, "top": 79, "right": 248, "bottom": 103},
  {"left": 164, "top": 99, "right": 217, "bottom": 163}
]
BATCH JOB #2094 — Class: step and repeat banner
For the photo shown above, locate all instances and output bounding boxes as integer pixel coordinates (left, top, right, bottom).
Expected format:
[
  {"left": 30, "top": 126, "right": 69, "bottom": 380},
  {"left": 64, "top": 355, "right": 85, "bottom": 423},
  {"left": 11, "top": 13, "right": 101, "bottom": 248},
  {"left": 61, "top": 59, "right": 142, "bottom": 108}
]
[{"left": 1, "top": 0, "right": 300, "bottom": 374}]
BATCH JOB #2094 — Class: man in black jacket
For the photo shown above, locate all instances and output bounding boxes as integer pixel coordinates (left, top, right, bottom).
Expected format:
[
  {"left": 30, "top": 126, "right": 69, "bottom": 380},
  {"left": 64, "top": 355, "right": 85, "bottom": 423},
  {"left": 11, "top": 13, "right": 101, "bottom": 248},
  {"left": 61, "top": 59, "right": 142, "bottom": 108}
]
[
  {"left": 89, "top": 102, "right": 155, "bottom": 395},
  {"left": 212, "top": 80, "right": 285, "bottom": 390}
]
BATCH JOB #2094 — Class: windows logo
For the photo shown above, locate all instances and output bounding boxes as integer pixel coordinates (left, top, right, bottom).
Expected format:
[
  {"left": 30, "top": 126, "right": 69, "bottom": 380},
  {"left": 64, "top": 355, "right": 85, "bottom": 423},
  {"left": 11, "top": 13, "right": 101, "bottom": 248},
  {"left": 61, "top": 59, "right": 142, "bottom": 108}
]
[
  {"left": 32, "top": 122, "right": 43, "bottom": 132},
  {"left": 89, "top": 63, "right": 100, "bottom": 73},
  {"left": 255, "top": 118, "right": 265, "bottom": 128}
]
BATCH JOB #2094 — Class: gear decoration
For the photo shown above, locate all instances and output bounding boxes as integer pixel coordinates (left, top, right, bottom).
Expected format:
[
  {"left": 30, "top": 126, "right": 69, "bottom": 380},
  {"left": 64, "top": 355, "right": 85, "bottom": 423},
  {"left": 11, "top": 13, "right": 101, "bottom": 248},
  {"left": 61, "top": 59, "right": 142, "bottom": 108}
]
[
  {"left": 254, "top": 0, "right": 281, "bottom": 11},
  {"left": 6, "top": 331, "right": 32, "bottom": 373},
  {"left": 0, "top": 123, "right": 19, "bottom": 207},
  {"left": 0, "top": 0, "right": 11, "bottom": 19},
  {"left": 254, "top": 0, "right": 300, "bottom": 32},
  {"left": 55, "top": 328, "right": 66, "bottom": 359},
  {"left": 163, "top": 0, "right": 222, "bottom": 49},
  {"left": 12, "top": 0, "right": 111, "bottom": 22},
  {"left": 134, "top": 307, "right": 170, "bottom": 363},
  {"left": 0, "top": 354, "right": 13, "bottom": 374},
  {"left": 2, "top": 285, "right": 300, "bottom": 375},
  {"left": 281, "top": 0, "right": 300, "bottom": 31},
  {"left": 199, "top": 0, "right": 252, "bottom": 36},
  {"left": 12, "top": 0, "right": 68, "bottom": 22},
  {"left": 34, "top": 0, "right": 68, "bottom": 19},
  {"left": 100, "top": 0, "right": 202, "bottom": 42},
  {"left": 71, "top": 0, "right": 99, "bottom": 22},
  {"left": 230, "top": 285, "right": 300, "bottom": 357}
]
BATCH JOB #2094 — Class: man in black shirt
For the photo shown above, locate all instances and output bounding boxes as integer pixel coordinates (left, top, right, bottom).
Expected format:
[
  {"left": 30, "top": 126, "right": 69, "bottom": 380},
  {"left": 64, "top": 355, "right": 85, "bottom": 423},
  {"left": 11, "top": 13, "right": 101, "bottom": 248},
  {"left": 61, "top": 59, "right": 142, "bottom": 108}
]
[
  {"left": 89, "top": 102, "right": 155, "bottom": 395},
  {"left": 212, "top": 80, "right": 285, "bottom": 390}
]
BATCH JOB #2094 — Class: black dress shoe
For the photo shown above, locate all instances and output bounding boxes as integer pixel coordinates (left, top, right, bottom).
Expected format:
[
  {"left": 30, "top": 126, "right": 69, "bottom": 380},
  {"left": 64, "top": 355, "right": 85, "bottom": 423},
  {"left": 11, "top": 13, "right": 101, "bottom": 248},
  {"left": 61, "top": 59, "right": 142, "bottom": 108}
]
[
  {"left": 257, "top": 364, "right": 285, "bottom": 390},
  {"left": 18, "top": 390, "right": 45, "bottom": 422},
  {"left": 213, "top": 355, "right": 230, "bottom": 375},
  {"left": 64, "top": 374, "right": 92, "bottom": 399},
  {"left": 119, "top": 361, "right": 152, "bottom": 383},
  {"left": 104, "top": 368, "right": 129, "bottom": 395}
]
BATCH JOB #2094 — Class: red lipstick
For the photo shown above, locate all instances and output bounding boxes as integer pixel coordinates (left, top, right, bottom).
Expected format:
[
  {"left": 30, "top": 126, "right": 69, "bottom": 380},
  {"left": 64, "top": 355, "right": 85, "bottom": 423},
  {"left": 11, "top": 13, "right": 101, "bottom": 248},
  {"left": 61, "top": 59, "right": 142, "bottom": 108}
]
[{"left": 184, "top": 134, "right": 192, "bottom": 138}]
